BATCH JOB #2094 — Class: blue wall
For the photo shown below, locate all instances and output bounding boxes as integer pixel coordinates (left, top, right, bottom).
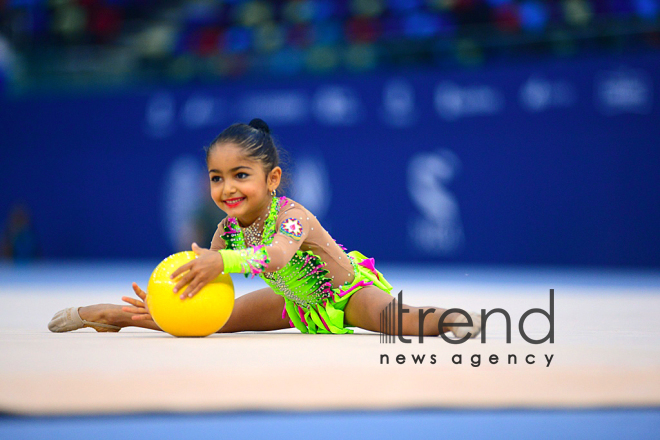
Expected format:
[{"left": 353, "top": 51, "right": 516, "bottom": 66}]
[{"left": 1, "top": 53, "right": 659, "bottom": 267}]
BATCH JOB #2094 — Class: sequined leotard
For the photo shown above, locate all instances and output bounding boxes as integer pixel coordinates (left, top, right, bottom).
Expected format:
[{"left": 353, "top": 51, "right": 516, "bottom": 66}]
[{"left": 210, "top": 196, "right": 392, "bottom": 334}]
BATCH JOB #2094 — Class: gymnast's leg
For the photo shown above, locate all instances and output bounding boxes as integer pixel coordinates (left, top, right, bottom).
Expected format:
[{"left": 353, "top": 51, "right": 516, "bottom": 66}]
[
  {"left": 61, "top": 285, "right": 290, "bottom": 333},
  {"left": 344, "top": 286, "right": 481, "bottom": 337}
]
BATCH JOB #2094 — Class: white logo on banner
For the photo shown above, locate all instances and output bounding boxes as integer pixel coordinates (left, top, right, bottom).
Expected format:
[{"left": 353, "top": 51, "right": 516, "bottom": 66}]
[
  {"left": 313, "top": 86, "right": 361, "bottom": 125},
  {"left": 162, "top": 155, "right": 206, "bottom": 251},
  {"left": 145, "top": 92, "right": 176, "bottom": 137},
  {"left": 407, "top": 150, "right": 464, "bottom": 255},
  {"left": 519, "top": 76, "right": 576, "bottom": 112},
  {"left": 434, "top": 81, "right": 504, "bottom": 120},
  {"left": 238, "top": 91, "right": 308, "bottom": 125},
  {"left": 595, "top": 67, "right": 653, "bottom": 115},
  {"left": 380, "top": 78, "right": 417, "bottom": 127},
  {"left": 181, "top": 94, "right": 225, "bottom": 129},
  {"left": 290, "top": 153, "right": 331, "bottom": 219}
]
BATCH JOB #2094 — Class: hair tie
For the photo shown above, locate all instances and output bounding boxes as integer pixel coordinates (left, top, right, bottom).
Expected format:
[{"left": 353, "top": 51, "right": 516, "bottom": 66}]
[{"left": 248, "top": 118, "right": 270, "bottom": 134}]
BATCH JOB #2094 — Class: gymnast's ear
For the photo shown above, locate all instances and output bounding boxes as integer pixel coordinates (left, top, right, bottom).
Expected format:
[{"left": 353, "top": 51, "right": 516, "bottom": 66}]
[{"left": 267, "top": 166, "right": 282, "bottom": 193}]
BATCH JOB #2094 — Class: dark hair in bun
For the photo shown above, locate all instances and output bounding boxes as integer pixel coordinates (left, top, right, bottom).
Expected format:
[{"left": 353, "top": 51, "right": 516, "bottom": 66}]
[
  {"left": 248, "top": 118, "right": 270, "bottom": 134},
  {"left": 206, "top": 119, "right": 284, "bottom": 184}
]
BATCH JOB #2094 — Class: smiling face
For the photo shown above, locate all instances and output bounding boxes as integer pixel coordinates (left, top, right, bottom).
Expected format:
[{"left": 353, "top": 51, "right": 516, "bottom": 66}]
[{"left": 207, "top": 142, "right": 281, "bottom": 227}]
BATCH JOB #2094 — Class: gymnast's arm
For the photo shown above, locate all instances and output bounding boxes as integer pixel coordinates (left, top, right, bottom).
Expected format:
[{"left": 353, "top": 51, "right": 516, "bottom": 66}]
[
  {"left": 219, "top": 208, "right": 310, "bottom": 277},
  {"left": 171, "top": 210, "right": 309, "bottom": 297},
  {"left": 209, "top": 218, "right": 227, "bottom": 252}
]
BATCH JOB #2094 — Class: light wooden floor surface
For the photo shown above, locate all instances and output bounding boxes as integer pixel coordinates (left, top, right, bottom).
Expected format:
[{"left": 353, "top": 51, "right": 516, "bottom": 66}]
[{"left": 1, "top": 264, "right": 658, "bottom": 415}]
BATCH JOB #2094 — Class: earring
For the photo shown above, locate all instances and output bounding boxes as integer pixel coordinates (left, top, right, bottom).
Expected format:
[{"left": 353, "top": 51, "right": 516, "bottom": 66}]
[{"left": 271, "top": 189, "right": 276, "bottom": 197}]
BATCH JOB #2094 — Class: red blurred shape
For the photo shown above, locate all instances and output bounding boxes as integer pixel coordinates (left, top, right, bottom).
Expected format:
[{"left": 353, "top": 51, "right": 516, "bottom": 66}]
[
  {"left": 89, "top": 6, "right": 123, "bottom": 43},
  {"left": 494, "top": 4, "right": 520, "bottom": 33},
  {"left": 197, "top": 27, "right": 222, "bottom": 56},
  {"left": 346, "top": 18, "right": 381, "bottom": 43}
]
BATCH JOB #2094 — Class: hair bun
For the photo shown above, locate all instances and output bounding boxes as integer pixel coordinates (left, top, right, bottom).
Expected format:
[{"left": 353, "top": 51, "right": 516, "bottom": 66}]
[{"left": 248, "top": 118, "right": 270, "bottom": 134}]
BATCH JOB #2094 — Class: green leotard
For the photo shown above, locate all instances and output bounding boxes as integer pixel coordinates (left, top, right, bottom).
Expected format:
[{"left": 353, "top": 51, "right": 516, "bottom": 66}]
[{"left": 218, "top": 196, "right": 393, "bottom": 334}]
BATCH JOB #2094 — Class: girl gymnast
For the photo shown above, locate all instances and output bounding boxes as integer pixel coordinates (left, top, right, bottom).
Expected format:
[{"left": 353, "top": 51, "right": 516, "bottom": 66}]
[{"left": 49, "top": 119, "right": 481, "bottom": 339}]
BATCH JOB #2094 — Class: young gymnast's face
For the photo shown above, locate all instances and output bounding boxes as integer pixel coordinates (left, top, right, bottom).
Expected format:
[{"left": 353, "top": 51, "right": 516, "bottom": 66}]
[{"left": 207, "top": 142, "right": 280, "bottom": 225}]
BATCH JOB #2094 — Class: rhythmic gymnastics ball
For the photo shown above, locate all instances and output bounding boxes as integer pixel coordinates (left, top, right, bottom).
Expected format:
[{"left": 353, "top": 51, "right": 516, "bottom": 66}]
[{"left": 146, "top": 251, "right": 234, "bottom": 337}]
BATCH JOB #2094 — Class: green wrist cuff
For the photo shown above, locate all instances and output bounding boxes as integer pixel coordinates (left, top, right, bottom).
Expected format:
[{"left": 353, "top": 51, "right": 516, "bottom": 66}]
[
  {"left": 218, "top": 249, "right": 243, "bottom": 273},
  {"left": 219, "top": 247, "right": 270, "bottom": 278}
]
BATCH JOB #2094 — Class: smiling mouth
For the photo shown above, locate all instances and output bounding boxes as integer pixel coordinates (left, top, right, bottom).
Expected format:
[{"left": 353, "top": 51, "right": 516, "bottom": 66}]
[{"left": 223, "top": 197, "right": 246, "bottom": 208}]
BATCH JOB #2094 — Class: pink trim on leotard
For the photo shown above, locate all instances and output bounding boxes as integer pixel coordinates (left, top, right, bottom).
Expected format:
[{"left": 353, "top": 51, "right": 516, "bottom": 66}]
[
  {"left": 337, "top": 280, "right": 374, "bottom": 297},
  {"left": 317, "top": 305, "right": 331, "bottom": 332},
  {"left": 298, "top": 306, "right": 308, "bottom": 326},
  {"left": 357, "top": 258, "right": 380, "bottom": 280}
]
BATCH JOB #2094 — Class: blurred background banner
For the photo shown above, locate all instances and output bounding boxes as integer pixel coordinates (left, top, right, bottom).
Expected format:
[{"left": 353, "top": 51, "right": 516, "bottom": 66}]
[
  {"left": 2, "top": 52, "right": 658, "bottom": 266},
  {"left": 0, "top": 0, "right": 658, "bottom": 267}
]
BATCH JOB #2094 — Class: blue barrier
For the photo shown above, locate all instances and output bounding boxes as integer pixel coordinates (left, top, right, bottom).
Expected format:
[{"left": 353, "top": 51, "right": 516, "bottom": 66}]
[{"left": 1, "top": 53, "right": 658, "bottom": 267}]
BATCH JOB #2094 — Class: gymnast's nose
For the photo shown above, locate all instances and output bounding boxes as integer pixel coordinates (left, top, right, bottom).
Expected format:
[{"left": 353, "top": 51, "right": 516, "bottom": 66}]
[{"left": 222, "top": 181, "right": 237, "bottom": 197}]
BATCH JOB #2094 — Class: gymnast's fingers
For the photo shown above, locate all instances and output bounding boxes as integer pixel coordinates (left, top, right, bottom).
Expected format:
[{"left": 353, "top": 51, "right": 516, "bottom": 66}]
[
  {"left": 122, "top": 296, "right": 143, "bottom": 307},
  {"left": 173, "top": 272, "right": 194, "bottom": 293},
  {"left": 170, "top": 261, "right": 194, "bottom": 280},
  {"left": 184, "top": 281, "right": 203, "bottom": 299},
  {"left": 131, "top": 314, "right": 154, "bottom": 322},
  {"left": 132, "top": 282, "right": 147, "bottom": 300},
  {"left": 121, "top": 305, "right": 145, "bottom": 315}
]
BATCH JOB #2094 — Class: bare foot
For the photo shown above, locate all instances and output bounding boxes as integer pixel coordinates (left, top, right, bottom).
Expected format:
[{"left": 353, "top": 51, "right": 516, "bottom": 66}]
[
  {"left": 448, "top": 312, "right": 481, "bottom": 339},
  {"left": 78, "top": 304, "right": 131, "bottom": 329}
]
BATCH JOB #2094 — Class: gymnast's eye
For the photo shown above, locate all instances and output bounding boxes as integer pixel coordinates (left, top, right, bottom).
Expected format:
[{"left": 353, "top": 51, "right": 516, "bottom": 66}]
[
  {"left": 211, "top": 175, "right": 221, "bottom": 182},
  {"left": 236, "top": 172, "right": 249, "bottom": 179}
]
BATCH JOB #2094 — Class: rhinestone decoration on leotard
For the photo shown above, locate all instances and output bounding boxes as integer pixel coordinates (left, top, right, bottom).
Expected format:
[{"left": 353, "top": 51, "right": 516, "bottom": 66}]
[
  {"left": 243, "top": 223, "right": 262, "bottom": 247},
  {"left": 280, "top": 218, "right": 303, "bottom": 240},
  {"left": 242, "top": 204, "right": 272, "bottom": 246},
  {"left": 232, "top": 246, "right": 269, "bottom": 278},
  {"left": 221, "top": 196, "right": 336, "bottom": 308}
]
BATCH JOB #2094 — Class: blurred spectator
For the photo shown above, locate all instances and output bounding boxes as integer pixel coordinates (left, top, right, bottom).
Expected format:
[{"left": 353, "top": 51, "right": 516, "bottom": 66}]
[
  {"left": 0, "top": 0, "right": 658, "bottom": 90},
  {"left": 0, "top": 34, "right": 17, "bottom": 94},
  {"left": 1, "top": 204, "right": 40, "bottom": 262}
]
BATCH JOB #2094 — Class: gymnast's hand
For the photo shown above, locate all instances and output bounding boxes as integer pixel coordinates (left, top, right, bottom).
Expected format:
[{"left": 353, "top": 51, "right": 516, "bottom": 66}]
[
  {"left": 121, "top": 282, "right": 154, "bottom": 322},
  {"left": 170, "top": 242, "right": 224, "bottom": 299}
]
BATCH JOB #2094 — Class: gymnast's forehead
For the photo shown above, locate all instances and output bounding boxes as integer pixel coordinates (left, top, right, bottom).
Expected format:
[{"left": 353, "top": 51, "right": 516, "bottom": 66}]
[{"left": 207, "top": 143, "right": 262, "bottom": 171}]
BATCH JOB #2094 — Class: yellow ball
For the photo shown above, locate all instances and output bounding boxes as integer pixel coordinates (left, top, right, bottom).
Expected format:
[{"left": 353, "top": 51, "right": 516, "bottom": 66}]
[{"left": 146, "top": 251, "right": 235, "bottom": 337}]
